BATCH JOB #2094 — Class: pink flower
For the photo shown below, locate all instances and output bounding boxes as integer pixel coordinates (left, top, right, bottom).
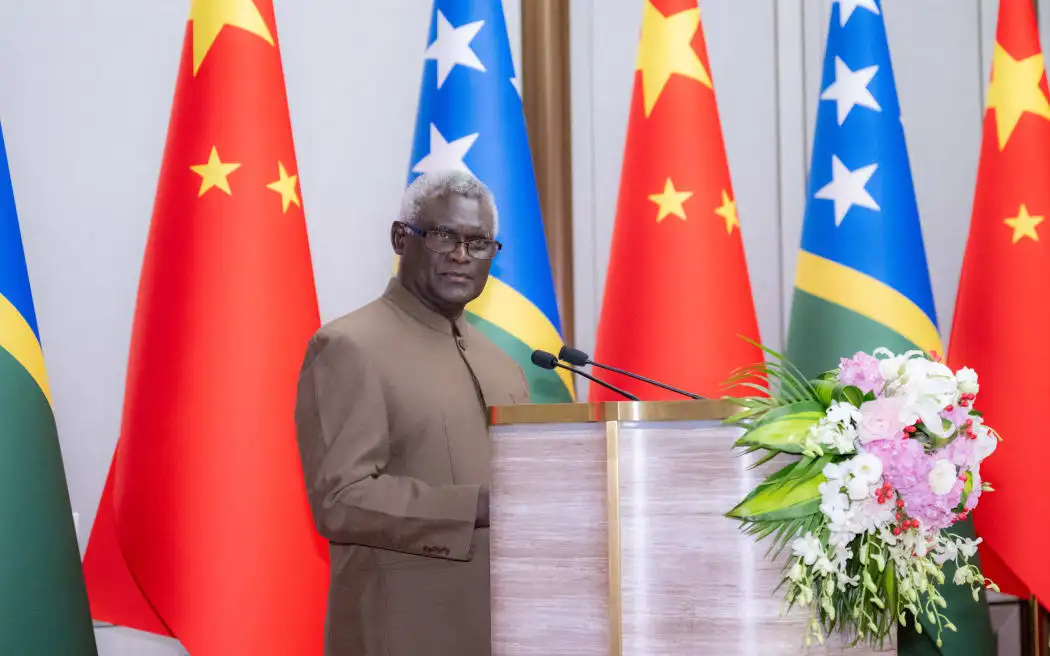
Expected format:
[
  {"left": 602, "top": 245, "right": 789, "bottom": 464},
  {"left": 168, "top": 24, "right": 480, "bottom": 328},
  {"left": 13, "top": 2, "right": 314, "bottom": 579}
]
[
  {"left": 944, "top": 434, "right": 978, "bottom": 471},
  {"left": 857, "top": 396, "right": 907, "bottom": 443},
  {"left": 942, "top": 404, "right": 971, "bottom": 427},
  {"left": 866, "top": 438, "right": 964, "bottom": 530},
  {"left": 839, "top": 351, "right": 885, "bottom": 394}
]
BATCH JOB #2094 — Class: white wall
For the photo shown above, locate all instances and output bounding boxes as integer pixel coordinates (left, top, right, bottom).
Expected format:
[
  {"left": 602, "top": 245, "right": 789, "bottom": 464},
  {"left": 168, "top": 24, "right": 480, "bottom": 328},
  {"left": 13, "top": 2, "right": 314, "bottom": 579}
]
[{"left": 0, "top": 0, "right": 1034, "bottom": 652}]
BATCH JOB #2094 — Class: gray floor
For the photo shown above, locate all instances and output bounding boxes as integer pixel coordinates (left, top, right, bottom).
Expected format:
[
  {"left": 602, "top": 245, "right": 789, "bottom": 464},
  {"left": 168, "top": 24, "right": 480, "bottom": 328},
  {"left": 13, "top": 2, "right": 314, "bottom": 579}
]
[{"left": 93, "top": 593, "right": 1027, "bottom": 655}]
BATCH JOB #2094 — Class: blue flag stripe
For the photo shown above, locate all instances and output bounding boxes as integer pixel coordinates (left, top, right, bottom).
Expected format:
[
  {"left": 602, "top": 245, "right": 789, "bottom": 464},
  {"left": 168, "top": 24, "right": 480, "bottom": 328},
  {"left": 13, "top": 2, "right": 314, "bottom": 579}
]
[{"left": 0, "top": 125, "right": 40, "bottom": 340}]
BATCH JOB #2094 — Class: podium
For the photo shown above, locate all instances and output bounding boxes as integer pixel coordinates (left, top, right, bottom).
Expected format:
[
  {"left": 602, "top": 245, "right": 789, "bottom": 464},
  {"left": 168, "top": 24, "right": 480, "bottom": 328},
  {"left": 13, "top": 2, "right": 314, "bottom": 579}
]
[{"left": 487, "top": 400, "right": 889, "bottom": 656}]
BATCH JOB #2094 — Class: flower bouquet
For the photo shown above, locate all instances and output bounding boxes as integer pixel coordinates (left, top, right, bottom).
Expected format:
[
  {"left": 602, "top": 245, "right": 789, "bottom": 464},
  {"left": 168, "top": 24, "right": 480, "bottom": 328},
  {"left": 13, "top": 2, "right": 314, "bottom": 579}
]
[{"left": 724, "top": 345, "right": 999, "bottom": 649}]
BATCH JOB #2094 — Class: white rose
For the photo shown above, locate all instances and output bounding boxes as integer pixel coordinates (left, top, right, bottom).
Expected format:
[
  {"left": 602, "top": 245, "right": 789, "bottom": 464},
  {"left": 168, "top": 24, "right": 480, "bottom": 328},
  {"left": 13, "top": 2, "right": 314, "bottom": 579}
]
[
  {"left": 846, "top": 476, "right": 870, "bottom": 500},
  {"left": 928, "top": 459, "right": 957, "bottom": 495},
  {"left": 850, "top": 452, "right": 884, "bottom": 485},
  {"left": 955, "top": 367, "right": 979, "bottom": 396},
  {"left": 857, "top": 396, "right": 907, "bottom": 443}
]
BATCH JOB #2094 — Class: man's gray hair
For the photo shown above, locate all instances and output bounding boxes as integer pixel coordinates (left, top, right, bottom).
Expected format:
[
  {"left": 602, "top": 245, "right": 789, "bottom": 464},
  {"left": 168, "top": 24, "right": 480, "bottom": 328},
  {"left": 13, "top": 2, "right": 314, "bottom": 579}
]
[{"left": 399, "top": 170, "right": 499, "bottom": 236}]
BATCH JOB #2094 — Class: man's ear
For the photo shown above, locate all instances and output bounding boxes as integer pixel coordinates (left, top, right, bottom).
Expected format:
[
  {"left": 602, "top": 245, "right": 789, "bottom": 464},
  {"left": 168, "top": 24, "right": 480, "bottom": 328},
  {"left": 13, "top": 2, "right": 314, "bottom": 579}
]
[{"left": 391, "top": 221, "right": 406, "bottom": 255}]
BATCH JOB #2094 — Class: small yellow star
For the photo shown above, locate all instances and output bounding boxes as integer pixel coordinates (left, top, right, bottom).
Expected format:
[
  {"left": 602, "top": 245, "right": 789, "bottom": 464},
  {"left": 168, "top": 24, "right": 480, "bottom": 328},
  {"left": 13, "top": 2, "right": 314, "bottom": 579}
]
[
  {"left": 986, "top": 42, "right": 1050, "bottom": 150},
  {"left": 714, "top": 190, "right": 739, "bottom": 234},
  {"left": 189, "top": 0, "right": 274, "bottom": 76},
  {"left": 1004, "top": 204, "right": 1044, "bottom": 243},
  {"left": 190, "top": 146, "right": 241, "bottom": 197},
  {"left": 649, "top": 178, "right": 692, "bottom": 223},
  {"left": 635, "top": 1, "right": 712, "bottom": 117},
  {"left": 266, "top": 161, "right": 301, "bottom": 212}
]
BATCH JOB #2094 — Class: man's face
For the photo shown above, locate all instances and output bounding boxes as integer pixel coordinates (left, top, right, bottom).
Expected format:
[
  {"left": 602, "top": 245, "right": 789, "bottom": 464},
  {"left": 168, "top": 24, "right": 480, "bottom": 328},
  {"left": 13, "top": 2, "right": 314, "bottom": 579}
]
[{"left": 393, "top": 193, "right": 495, "bottom": 318}]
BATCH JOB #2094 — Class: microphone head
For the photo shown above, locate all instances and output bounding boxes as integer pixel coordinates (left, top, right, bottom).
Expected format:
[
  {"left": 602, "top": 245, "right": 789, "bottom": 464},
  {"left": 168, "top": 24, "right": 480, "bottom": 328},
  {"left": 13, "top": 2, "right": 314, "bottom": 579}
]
[
  {"left": 530, "top": 350, "right": 558, "bottom": 370},
  {"left": 558, "top": 345, "right": 590, "bottom": 366}
]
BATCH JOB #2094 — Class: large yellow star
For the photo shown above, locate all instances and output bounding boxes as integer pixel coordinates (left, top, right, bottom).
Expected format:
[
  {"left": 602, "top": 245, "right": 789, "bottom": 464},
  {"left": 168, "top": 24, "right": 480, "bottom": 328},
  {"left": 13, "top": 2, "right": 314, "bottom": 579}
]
[
  {"left": 986, "top": 43, "right": 1050, "bottom": 150},
  {"left": 635, "top": 1, "right": 712, "bottom": 117},
  {"left": 189, "top": 0, "right": 274, "bottom": 76},
  {"left": 190, "top": 146, "right": 241, "bottom": 196},
  {"left": 1004, "top": 204, "right": 1044, "bottom": 243},
  {"left": 649, "top": 178, "right": 692, "bottom": 222},
  {"left": 266, "top": 161, "right": 301, "bottom": 213},
  {"left": 714, "top": 189, "right": 739, "bottom": 234}
]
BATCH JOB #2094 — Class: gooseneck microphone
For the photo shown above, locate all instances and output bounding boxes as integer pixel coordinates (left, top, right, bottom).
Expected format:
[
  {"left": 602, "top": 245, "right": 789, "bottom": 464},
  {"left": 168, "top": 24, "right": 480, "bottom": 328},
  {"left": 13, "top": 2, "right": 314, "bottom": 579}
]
[
  {"left": 558, "top": 345, "right": 705, "bottom": 400},
  {"left": 530, "top": 350, "right": 639, "bottom": 401}
]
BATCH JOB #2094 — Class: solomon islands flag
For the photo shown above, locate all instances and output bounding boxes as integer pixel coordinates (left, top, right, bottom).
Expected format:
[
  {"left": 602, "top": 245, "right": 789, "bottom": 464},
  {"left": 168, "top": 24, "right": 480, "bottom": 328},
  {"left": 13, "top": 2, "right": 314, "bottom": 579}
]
[
  {"left": 785, "top": 2, "right": 994, "bottom": 654},
  {"left": 407, "top": 0, "right": 573, "bottom": 403},
  {"left": 0, "top": 122, "right": 97, "bottom": 653},
  {"left": 786, "top": 0, "right": 941, "bottom": 372}
]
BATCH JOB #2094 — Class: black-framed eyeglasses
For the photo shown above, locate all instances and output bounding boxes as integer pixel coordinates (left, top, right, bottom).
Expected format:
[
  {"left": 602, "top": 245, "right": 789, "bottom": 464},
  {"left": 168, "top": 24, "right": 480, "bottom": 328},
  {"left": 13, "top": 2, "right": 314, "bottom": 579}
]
[{"left": 398, "top": 222, "right": 502, "bottom": 260}]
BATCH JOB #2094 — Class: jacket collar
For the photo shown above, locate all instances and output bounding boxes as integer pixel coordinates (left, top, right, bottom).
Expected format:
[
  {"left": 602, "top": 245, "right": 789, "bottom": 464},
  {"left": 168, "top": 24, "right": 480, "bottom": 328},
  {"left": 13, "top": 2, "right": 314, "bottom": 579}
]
[{"left": 382, "top": 277, "right": 469, "bottom": 336}]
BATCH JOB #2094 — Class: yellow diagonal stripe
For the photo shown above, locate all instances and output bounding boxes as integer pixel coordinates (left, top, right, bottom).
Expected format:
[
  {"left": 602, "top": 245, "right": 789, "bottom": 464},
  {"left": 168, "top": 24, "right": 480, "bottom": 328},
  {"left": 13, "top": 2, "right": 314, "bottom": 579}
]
[
  {"left": 468, "top": 276, "right": 575, "bottom": 398},
  {"left": 794, "top": 251, "right": 943, "bottom": 355},
  {"left": 0, "top": 293, "right": 51, "bottom": 405}
]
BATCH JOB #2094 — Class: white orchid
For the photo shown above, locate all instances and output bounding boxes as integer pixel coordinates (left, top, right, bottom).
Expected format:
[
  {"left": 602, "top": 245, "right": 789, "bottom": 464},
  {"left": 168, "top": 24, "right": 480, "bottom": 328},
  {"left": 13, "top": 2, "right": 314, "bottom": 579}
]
[
  {"left": 957, "top": 537, "right": 981, "bottom": 559},
  {"left": 793, "top": 533, "right": 824, "bottom": 566},
  {"left": 826, "top": 400, "right": 862, "bottom": 426},
  {"left": 933, "top": 539, "right": 958, "bottom": 565}
]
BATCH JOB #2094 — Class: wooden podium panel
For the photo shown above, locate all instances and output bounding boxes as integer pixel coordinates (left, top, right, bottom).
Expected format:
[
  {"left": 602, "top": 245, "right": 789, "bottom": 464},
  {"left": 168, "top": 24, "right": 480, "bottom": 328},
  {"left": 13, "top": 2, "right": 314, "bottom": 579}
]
[{"left": 488, "top": 400, "right": 890, "bottom": 656}]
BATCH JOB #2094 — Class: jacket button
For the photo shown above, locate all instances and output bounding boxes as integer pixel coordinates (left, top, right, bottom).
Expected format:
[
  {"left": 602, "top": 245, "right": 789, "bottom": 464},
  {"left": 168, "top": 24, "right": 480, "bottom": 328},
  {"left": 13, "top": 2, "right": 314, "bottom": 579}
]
[{"left": 456, "top": 338, "right": 466, "bottom": 350}]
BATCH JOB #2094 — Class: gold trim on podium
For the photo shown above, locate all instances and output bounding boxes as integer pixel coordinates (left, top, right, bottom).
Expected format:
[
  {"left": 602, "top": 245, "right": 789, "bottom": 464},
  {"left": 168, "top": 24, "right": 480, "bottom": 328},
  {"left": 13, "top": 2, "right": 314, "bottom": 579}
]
[
  {"left": 488, "top": 398, "right": 741, "bottom": 426},
  {"left": 605, "top": 419, "right": 622, "bottom": 656}
]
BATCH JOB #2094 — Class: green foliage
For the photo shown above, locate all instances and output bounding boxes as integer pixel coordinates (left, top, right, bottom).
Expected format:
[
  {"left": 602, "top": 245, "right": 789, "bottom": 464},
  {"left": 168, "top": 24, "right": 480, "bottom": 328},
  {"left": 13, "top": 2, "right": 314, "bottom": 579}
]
[{"left": 733, "top": 411, "right": 825, "bottom": 454}]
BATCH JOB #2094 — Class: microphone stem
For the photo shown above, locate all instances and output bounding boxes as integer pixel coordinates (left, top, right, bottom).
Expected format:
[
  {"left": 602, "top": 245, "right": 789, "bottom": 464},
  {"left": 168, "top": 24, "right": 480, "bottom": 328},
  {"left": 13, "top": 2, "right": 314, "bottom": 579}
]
[
  {"left": 555, "top": 363, "right": 639, "bottom": 401},
  {"left": 587, "top": 361, "right": 703, "bottom": 399}
]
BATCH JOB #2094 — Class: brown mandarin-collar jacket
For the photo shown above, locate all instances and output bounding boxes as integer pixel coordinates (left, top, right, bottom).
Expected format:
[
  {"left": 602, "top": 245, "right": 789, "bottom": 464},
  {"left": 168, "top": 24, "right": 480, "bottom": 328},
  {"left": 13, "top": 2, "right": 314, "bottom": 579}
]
[{"left": 295, "top": 277, "right": 531, "bottom": 655}]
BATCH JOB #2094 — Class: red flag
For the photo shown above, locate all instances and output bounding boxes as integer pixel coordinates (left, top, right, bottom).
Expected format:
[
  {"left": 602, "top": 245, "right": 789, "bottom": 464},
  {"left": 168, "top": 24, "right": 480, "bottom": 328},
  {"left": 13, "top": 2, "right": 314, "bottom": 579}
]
[
  {"left": 81, "top": 1, "right": 330, "bottom": 652},
  {"left": 591, "top": 0, "right": 762, "bottom": 401},
  {"left": 947, "top": 0, "right": 1050, "bottom": 607}
]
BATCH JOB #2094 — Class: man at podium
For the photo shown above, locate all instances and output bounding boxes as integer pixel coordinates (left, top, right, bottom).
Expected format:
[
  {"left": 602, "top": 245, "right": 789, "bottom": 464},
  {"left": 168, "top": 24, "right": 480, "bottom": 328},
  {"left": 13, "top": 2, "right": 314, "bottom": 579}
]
[{"left": 294, "top": 171, "right": 531, "bottom": 656}]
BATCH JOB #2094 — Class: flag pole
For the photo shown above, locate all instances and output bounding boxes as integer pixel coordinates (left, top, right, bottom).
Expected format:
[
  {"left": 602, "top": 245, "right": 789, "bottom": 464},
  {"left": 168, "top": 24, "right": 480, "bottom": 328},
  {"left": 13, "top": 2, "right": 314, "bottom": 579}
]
[{"left": 521, "top": 0, "right": 575, "bottom": 346}]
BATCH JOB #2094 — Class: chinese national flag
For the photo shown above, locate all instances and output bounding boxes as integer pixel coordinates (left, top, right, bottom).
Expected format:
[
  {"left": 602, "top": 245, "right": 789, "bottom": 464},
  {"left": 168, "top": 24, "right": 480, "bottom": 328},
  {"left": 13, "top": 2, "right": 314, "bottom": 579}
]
[
  {"left": 591, "top": 0, "right": 762, "bottom": 401},
  {"left": 947, "top": 0, "right": 1050, "bottom": 607},
  {"left": 81, "top": 0, "right": 330, "bottom": 653}
]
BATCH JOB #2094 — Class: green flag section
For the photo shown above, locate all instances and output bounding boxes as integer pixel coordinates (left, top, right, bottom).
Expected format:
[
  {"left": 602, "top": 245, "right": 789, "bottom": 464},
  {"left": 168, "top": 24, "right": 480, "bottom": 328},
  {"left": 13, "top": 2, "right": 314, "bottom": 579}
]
[
  {"left": 0, "top": 125, "right": 97, "bottom": 653},
  {"left": 787, "top": 2, "right": 994, "bottom": 654},
  {"left": 467, "top": 311, "right": 572, "bottom": 403}
]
